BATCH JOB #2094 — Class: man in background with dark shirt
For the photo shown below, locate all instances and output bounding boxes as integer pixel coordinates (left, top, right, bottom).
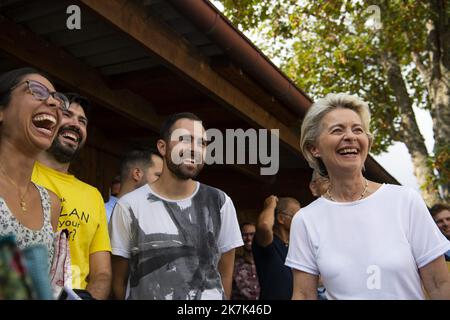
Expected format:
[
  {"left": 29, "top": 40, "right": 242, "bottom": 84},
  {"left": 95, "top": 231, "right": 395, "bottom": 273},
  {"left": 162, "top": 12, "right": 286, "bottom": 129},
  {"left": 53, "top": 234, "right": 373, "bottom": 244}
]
[{"left": 252, "top": 195, "right": 300, "bottom": 299}]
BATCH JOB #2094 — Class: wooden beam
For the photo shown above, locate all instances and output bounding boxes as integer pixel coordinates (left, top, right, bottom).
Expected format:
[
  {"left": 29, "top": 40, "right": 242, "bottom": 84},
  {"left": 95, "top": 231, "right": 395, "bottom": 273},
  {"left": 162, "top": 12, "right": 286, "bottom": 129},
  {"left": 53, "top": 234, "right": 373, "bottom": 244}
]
[
  {"left": 0, "top": 14, "right": 163, "bottom": 132},
  {"left": 78, "top": 0, "right": 302, "bottom": 155},
  {"left": 0, "top": 14, "right": 270, "bottom": 183},
  {"left": 210, "top": 57, "right": 300, "bottom": 128}
]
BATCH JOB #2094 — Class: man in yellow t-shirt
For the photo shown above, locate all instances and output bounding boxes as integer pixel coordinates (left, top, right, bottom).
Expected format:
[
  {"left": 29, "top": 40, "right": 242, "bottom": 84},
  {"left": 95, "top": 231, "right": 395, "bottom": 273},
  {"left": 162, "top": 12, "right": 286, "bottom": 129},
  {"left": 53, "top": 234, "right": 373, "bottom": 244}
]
[{"left": 32, "top": 94, "right": 111, "bottom": 299}]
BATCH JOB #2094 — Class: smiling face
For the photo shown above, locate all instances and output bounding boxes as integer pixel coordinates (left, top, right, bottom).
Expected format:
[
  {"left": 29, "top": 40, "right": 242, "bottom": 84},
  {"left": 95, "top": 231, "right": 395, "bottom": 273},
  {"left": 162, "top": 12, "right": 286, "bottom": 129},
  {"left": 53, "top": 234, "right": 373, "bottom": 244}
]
[
  {"left": 47, "top": 102, "right": 87, "bottom": 163},
  {"left": 310, "top": 108, "right": 369, "bottom": 177},
  {"left": 433, "top": 209, "right": 450, "bottom": 240},
  {"left": 158, "top": 118, "right": 207, "bottom": 180},
  {"left": 1, "top": 73, "right": 61, "bottom": 153}
]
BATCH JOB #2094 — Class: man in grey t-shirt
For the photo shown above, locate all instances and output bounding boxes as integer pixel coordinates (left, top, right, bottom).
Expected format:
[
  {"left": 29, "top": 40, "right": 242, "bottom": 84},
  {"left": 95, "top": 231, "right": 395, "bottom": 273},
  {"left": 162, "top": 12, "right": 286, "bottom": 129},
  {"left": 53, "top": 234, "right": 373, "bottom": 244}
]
[{"left": 109, "top": 113, "right": 243, "bottom": 300}]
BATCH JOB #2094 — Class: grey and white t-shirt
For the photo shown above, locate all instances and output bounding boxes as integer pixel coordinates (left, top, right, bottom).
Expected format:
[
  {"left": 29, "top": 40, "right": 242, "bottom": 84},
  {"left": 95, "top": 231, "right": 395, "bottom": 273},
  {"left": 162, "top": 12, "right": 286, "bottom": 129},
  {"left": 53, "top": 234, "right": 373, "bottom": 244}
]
[{"left": 109, "top": 182, "right": 243, "bottom": 300}]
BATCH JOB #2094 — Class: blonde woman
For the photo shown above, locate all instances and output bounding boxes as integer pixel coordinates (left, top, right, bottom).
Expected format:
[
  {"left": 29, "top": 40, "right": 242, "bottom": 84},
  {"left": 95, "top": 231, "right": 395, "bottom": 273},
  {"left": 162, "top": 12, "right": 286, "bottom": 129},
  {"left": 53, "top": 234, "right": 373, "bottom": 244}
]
[{"left": 286, "top": 93, "right": 450, "bottom": 300}]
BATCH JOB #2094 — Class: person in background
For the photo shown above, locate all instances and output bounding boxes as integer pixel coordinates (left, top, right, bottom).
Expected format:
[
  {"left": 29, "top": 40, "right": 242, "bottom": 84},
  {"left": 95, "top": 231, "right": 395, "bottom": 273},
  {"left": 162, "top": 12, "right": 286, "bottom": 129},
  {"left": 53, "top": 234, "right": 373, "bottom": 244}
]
[
  {"left": 0, "top": 67, "right": 67, "bottom": 270},
  {"left": 252, "top": 195, "right": 300, "bottom": 300},
  {"left": 430, "top": 204, "right": 450, "bottom": 242},
  {"left": 105, "top": 175, "right": 121, "bottom": 223},
  {"left": 429, "top": 203, "right": 450, "bottom": 270},
  {"left": 32, "top": 93, "right": 111, "bottom": 299},
  {"left": 106, "top": 147, "right": 163, "bottom": 223},
  {"left": 287, "top": 93, "right": 450, "bottom": 299},
  {"left": 231, "top": 222, "right": 260, "bottom": 300},
  {"left": 309, "top": 170, "right": 329, "bottom": 198},
  {"left": 110, "top": 176, "right": 121, "bottom": 197},
  {"left": 116, "top": 147, "right": 163, "bottom": 199}
]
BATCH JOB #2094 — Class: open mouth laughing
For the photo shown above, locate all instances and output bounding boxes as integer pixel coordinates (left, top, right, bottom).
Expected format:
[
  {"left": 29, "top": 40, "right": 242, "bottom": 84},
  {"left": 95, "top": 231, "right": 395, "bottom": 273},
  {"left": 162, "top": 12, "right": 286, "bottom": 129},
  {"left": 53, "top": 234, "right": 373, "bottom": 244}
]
[
  {"left": 32, "top": 113, "right": 57, "bottom": 137},
  {"left": 59, "top": 127, "right": 82, "bottom": 146},
  {"left": 337, "top": 147, "right": 360, "bottom": 157}
]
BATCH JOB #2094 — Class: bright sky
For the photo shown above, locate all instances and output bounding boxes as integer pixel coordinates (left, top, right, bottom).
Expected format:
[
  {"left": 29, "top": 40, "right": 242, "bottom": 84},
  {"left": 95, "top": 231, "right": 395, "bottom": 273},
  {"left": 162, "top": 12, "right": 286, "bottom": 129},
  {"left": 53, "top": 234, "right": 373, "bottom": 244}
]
[{"left": 211, "top": 0, "right": 432, "bottom": 190}]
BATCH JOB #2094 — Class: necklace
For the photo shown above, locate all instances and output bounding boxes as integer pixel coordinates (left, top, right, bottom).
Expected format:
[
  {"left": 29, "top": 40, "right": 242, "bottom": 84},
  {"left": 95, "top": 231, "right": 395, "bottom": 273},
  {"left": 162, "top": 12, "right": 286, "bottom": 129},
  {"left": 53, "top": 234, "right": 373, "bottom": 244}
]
[
  {"left": 0, "top": 163, "right": 30, "bottom": 213},
  {"left": 326, "top": 178, "right": 369, "bottom": 202}
]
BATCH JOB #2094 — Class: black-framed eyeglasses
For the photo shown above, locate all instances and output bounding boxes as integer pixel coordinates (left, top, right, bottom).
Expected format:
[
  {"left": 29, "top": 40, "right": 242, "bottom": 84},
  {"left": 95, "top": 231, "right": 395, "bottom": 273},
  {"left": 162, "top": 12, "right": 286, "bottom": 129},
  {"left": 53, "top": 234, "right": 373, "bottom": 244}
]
[{"left": 11, "top": 79, "right": 70, "bottom": 111}]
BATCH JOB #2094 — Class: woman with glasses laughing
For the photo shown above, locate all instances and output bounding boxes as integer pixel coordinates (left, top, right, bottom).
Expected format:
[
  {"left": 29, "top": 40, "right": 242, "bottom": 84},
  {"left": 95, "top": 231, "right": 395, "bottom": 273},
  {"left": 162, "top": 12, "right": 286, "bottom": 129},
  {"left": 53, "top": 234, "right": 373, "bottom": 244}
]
[{"left": 0, "top": 67, "right": 69, "bottom": 272}]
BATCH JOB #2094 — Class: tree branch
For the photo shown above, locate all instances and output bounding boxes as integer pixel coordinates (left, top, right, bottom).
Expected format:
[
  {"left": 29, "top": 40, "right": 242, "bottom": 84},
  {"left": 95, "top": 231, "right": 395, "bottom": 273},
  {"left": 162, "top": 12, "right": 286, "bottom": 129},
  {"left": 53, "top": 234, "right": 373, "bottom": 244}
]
[
  {"left": 431, "top": 0, "right": 450, "bottom": 76},
  {"left": 381, "top": 52, "right": 439, "bottom": 204},
  {"left": 391, "top": 130, "right": 403, "bottom": 142},
  {"left": 411, "top": 51, "right": 431, "bottom": 83},
  {"left": 426, "top": 4, "right": 441, "bottom": 80}
]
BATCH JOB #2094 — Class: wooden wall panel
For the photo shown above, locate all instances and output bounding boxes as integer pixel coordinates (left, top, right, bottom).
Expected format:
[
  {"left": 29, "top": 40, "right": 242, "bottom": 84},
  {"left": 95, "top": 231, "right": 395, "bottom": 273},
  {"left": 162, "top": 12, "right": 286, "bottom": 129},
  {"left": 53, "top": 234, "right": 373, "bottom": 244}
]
[{"left": 70, "top": 142, "right": 121, "bottom": 202}]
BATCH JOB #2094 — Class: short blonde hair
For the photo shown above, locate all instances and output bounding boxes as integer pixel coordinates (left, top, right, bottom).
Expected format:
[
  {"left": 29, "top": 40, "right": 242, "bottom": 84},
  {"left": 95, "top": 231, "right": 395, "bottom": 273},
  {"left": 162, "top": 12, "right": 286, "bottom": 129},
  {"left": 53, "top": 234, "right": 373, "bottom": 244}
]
[
  {"left": 300, "top": 93, "right": 373, "bottom": 175},
  {"left": 311, "top": 169, "right": 328, "bottom": 182}
]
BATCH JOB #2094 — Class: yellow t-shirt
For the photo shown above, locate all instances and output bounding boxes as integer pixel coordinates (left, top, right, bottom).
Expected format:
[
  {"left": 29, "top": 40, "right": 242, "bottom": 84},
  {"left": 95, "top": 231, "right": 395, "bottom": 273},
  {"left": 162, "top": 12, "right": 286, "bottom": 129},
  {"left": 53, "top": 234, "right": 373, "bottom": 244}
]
[{"left": 32, "top": 161, "right": 111, "bottom": 289}]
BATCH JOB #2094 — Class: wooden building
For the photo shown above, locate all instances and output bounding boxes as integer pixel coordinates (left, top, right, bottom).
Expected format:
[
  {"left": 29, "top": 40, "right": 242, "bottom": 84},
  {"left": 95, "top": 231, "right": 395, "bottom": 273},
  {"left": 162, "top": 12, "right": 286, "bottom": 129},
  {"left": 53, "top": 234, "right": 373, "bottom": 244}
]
[{"left": 0, "top": 0, "right": 398, "bottom": 222}]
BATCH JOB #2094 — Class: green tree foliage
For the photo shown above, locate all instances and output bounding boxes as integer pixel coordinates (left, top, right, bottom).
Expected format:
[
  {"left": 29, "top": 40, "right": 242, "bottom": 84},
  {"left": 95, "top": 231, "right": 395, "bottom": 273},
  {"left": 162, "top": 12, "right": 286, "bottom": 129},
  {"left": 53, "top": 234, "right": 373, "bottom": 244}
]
[{"left": 217, "top": 0, "right": 449, "bottom": 204}]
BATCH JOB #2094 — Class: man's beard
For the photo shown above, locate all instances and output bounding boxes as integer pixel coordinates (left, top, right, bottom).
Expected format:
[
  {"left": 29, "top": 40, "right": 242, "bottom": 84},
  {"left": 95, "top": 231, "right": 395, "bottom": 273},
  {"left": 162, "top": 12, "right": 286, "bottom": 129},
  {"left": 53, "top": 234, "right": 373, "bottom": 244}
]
[
  {"left": 166, "top": 151, "right": 204, "bottom": 180},
  {"left": 47, "top": 136, "right": 82, "bottom": 164}
]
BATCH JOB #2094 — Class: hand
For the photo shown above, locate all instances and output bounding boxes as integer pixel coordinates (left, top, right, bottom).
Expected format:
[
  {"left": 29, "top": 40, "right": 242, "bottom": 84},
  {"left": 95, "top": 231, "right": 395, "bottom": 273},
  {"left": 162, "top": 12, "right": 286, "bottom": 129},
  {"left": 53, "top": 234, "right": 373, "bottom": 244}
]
[{"left": 263, "top": 195, "right": 278, "bottom": 210}]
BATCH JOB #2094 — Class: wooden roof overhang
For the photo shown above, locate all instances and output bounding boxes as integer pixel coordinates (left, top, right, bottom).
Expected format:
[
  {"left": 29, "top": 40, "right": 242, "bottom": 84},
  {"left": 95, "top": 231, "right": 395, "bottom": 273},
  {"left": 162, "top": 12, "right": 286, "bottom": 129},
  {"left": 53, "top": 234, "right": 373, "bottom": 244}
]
[{"left": 0, "top": 0, "right": 398, "bottom": 215}]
